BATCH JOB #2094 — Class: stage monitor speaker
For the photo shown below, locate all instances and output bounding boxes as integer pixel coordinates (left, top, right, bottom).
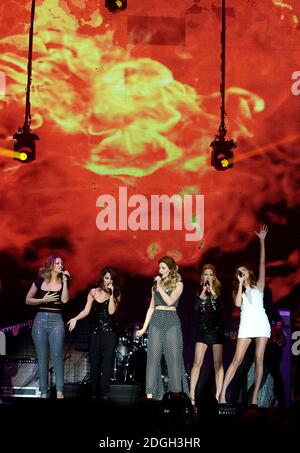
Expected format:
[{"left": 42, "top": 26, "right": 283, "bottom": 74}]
[
  {"left": 0, "top": 358, "right": 39, "bottom": 397},
  {"left": 110, "top": 384, "right": 144, "bottom": 404},
  {"left": 63, "top": 383, "right": 144, "bottom": 403},
  {"left": 64, "top": 382, "right": 90, "bottom": 400}
]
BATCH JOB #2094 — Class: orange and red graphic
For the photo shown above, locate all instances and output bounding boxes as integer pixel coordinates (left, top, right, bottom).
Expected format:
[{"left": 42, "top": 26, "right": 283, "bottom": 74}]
[{"left": 0, "top": 1, "right": 299, "bottom": 312}]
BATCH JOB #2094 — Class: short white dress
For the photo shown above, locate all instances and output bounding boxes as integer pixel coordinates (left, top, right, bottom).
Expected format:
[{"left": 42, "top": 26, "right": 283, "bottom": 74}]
[{"left": 238, "top": 286, "right": 271, "bottom": 338}]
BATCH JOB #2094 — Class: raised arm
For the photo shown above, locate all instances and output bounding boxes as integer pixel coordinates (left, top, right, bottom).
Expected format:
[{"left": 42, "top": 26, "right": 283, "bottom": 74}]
[
  {"left": 136, "top": 290, "right": 155, "bottom": 337},
  {"left": 255, "top": 224, "right": 268, "bottom": 291},
  {"left": 67, "top": 289, "right": 94, "bottom": 331},
  {"left": 234, "top": 274, "right": 246, "bottom": 307}
]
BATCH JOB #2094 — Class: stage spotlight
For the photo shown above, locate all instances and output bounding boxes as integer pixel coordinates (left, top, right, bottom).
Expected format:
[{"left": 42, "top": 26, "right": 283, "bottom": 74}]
[
  {"left": 210, "top": 137, "right": 236, "bottom": 171},
  {"left": 105, "top": 0, "right": 127, "bottom": 13},
  {"left": 11, "top": 0, "right": 39, "bottom": 165},
  {"left": 13, "top": 130, "right": 39, "bottom": 163},
  {"left": 210, "top": 0, "right": 237, "bottom": 171}
]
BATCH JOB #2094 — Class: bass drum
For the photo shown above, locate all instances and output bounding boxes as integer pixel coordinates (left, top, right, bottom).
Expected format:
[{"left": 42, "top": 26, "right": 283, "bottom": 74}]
[
  {"left": 140, "top": 333, "right": 148, "bottom": 349},
  {"left": 126, "top": 347, "right": 147, "bottom": 384},
  {"left": 115, "top": 337, "right": 132, "bottom": 365},
  {"left": 125, "top": 323, "right": 143, "bottom": 346}
]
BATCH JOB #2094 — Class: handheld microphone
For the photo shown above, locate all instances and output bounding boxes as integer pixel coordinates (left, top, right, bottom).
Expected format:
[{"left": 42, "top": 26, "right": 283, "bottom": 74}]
[
  {"left": 107, "top": 280, "right": 113, "bottom": 295},
  {"left": 153, "top": 273, "right": 162, "bottom": 288},
  {"left": 62, "top": 269, "right": 71, "bottom": 279},
  {"left": 204, "top": 280, "right": 210, "bottom": 287}
]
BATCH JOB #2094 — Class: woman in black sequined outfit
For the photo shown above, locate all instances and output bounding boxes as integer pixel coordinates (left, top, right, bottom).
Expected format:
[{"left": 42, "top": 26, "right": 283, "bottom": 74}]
[
  {"left": 68, "top": 267, "right": 120, "bottom": 400},
  {"left": 189, "top": 264, "right": 224, "bottom": 406}
]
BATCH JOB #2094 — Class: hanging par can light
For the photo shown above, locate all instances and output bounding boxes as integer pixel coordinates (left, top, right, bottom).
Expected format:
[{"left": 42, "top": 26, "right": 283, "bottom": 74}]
[{"left": 105, "top": 0, "right": 127, "bottom": 12}]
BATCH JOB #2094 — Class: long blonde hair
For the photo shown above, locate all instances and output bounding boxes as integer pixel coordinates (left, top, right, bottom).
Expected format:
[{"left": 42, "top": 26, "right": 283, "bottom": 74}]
[
  {"left": 39, "top": 256, "right": 63, "bottom": 282},
  {"left": 159, "top": 256, "right": 182, "bottom": 291},
  {"left": 200, "top": 264, "right": 221, "bottom": 296}
]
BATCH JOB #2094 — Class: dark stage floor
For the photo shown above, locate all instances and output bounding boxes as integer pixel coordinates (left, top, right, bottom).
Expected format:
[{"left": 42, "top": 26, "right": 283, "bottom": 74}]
[{"left": 0, "top": 396, "right": 298, "bottom": 452}]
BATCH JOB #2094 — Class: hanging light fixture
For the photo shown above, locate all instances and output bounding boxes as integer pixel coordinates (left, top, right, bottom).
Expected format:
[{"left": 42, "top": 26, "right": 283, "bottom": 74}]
[
  {"left": 210, "top": 0, "right": 236, "bottom": 171},
  {"left": 13, "top": 0, "right": 39, "bottom": 163},
  {"left": 105, "top": 0, "right": 127, "bottom": 13}
]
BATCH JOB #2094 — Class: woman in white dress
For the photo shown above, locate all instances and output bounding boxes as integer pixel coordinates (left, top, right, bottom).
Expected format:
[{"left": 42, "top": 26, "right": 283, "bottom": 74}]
[{"left": 220, "top": 225, "right": 270, "bottom": 406}]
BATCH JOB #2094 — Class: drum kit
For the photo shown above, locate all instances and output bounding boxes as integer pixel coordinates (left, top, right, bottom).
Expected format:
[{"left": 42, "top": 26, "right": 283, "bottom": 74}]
[{"left": 112, "top": 323, "right": 148, "bottom": 384}]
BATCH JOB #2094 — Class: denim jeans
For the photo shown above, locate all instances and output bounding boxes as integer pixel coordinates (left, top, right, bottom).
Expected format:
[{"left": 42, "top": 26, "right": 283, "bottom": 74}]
[{"left": 32, "top": 312, "right": 65, "bottom": 394}]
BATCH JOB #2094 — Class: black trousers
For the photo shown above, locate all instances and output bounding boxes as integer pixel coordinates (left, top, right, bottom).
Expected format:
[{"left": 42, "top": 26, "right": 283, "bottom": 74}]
[{"left": 89, "top": 329, "right": 117, "bottom": 397}]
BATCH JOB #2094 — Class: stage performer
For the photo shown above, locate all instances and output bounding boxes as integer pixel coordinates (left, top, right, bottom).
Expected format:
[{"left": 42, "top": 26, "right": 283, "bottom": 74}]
[
  {"left": 26, "top": 256, "right": 70, "bottom": 399},
  {"left": 189, "top": 264, "right": 224, "bottom": 406},
  {"left": 68, "top": 266, "right": 120, "bottom": 401},
  {"left": 136, "top": 256, "right": 189, "bottom": 399},
  {"left": 220, "top": 225, "right": 270, "bottom": 406}
]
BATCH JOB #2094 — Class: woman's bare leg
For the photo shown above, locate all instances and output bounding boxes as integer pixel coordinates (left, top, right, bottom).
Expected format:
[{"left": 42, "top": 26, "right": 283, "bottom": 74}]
[
  {"left": 252, "top": 337, "right": 268, "bottom": 404},
  {"left": 212, "top": 344, "right": 224, "bottom": 400},
  {"left": 219, "top": 338, "right": 252, "bottom": 403},
  {"left": 189, "top": 342, "right": 208, "bottom": 405}
]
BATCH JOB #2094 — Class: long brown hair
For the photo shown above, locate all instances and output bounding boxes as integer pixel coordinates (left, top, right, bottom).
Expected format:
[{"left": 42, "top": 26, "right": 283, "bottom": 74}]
[
  {"left": 97, "top": 266, "right": 121, "bottom": 305},
  {"left": 39, "top": 256, "right": 63, "bottom": 282},
  {"left": 233, "top": 266, "right": 257, "bottom": 296},
  {"left": 159, "top": 256, "right": 181, "bottom": 291},
  {"left": 200, "top": 264, "right": 221, "bottom": 296}
]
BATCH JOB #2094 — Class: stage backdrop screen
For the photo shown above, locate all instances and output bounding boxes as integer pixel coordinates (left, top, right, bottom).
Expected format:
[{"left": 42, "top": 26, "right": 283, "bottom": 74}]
[{"left": 0, "top": 0, "right": 299, "bottom": 327}]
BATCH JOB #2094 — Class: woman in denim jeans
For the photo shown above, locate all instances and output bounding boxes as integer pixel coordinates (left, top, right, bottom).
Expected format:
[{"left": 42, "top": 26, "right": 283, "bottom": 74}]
[{"left": 26, "top": 256, "right": 70, "bottom": 398}]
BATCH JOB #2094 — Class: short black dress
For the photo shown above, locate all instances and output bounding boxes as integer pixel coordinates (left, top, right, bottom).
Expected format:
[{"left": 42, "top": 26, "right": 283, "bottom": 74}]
[{"left": 194, "top": 293, "right": 225, "bottom": 344}]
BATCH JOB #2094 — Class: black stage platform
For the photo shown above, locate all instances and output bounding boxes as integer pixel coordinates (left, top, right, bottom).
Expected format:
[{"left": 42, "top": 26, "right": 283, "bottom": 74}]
[{"left": 0, "top": 396, "right": 298, "bottom": 452}]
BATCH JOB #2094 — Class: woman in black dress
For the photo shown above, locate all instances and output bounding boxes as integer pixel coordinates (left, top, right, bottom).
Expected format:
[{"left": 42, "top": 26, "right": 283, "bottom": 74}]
[
  {"left": 189, "top": 264, "right": 224, "bottom": 406},
  {"left": 68, "top": 266, "right": 120, "bottom": 400}
]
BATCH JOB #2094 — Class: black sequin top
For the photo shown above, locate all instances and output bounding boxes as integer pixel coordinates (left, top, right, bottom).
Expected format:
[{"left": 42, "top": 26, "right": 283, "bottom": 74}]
[
  {"left": 194, "top": 293, "right": 223, "bottom": 330},
  {"left": 90, "top": 299, "right": 116, "bottom": 333}
]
